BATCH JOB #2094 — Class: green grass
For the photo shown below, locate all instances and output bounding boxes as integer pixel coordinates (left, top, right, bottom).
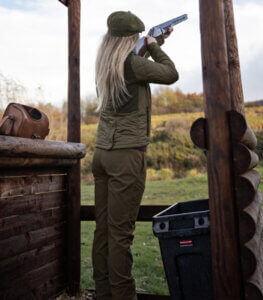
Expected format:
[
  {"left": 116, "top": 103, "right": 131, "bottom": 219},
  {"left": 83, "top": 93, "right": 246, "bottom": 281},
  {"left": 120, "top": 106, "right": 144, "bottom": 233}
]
[
  {"left": 81, "top": 174, "right": 209, "bottom": 206},
  {"left": 80, "top": 165, "right": 263, "bottom": 294},
  {"left": 81, "top": 221, "right": 170, "bottom": 294},
  {"left": 80, "top": 173, "right": 210, "bottom": 294}
]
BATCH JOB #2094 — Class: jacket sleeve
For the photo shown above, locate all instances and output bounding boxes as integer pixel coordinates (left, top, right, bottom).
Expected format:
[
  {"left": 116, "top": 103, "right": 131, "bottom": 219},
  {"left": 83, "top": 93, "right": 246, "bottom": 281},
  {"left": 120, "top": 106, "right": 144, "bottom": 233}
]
[
  {"left": 144, "top": 35, "right": 164, "bottom": 59},
  {"left": 131, "top": 42, "right": 179, "bottom": 85}
]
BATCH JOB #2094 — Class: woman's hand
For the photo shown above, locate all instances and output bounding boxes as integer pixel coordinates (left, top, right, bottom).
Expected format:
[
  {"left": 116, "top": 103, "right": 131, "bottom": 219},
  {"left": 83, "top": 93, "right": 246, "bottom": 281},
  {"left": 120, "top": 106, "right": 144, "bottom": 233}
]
[
  {"left": 146, "top": 26, "right": 173, "bottom": 45},
  {"left": 163, "top": 27, "right": 173, "bottom": 39},
  {"left": 146, "top": 35, "right": 157, "bottom": 45}
]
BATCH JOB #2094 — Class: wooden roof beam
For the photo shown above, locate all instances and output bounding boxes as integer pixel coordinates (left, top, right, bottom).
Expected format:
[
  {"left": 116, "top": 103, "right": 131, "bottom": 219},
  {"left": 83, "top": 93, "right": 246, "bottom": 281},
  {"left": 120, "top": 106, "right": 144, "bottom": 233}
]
[{"left": 58, "top": 0, "right": 69, "bottom": 7}]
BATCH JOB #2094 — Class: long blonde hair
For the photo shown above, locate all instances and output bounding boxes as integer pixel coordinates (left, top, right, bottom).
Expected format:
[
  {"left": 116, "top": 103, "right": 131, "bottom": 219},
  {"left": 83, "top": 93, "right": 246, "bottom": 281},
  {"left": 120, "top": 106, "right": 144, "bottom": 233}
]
[{"left": 95, "top": 33, "right": 139, "bottom": 112}]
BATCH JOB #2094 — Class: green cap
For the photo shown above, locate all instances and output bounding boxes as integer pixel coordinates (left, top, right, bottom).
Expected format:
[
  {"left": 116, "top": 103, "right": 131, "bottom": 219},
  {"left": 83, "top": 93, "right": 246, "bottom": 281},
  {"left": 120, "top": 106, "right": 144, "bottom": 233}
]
[{"left": 107, "top": 11, "right": 145, "bottom": 37}]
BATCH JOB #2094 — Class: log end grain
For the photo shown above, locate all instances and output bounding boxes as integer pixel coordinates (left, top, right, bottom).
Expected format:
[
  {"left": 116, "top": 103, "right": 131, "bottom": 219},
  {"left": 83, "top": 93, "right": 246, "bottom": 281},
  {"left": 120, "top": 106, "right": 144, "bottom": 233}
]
[
  {"left": 233, "top": 143, "right": 259, "bottom": 175},
  {"left": 190, "top": 118, "right": 207, "bottom": 149}
]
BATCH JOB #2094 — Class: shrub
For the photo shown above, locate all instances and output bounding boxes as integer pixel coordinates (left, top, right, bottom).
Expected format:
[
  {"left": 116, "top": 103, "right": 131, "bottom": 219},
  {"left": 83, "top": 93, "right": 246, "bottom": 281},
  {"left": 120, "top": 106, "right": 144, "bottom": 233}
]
[
  {"left": 186, "top": 168, "right": 202, "bottom": 178},
  {"left": 146, "top": 168, "right": 158, "bottom": 181},
  {"left": 158, "top": 168, "right": 173, "bottom": 180}
]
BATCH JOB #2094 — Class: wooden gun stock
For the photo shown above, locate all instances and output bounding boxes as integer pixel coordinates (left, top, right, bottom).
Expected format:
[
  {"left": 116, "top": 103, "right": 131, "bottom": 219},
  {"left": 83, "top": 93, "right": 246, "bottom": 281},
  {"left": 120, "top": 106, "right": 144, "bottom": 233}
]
[{"left": 136, "top": 37, "right": 148, "bottom": 57}]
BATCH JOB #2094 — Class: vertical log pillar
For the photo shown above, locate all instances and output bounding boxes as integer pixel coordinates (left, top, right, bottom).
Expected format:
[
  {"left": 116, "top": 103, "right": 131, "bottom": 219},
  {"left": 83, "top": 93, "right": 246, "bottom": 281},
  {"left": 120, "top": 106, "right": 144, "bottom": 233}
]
[
  {"left": 199, "top": 0, "right": 243, "bottom": 298},
  {"left": 67, "top": 0, "right": 81, "bottom": 295},
  {"left": 224, "top": 0, "right": 245, "bottom": 115},
  {"left": 224, "top": 3, "right": 263, "bottom": 299}
]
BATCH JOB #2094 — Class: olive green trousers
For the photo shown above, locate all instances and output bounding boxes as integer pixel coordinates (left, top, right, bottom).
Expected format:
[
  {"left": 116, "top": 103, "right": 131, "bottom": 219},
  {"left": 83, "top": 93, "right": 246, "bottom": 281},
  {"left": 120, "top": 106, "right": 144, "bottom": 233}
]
[{"left": 91, "top": 148, "right": 146, "bottom": 300}]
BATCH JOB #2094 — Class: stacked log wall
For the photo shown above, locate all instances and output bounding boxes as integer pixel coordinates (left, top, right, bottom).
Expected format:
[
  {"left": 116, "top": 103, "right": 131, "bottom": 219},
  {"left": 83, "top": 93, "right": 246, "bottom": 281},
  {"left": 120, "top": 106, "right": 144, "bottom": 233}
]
[
  {"left": 0, "top": 168, "right": 68, "bottom": 299},
  {"left": 229, "top": 111, "right": 263, "bottom": 299}
]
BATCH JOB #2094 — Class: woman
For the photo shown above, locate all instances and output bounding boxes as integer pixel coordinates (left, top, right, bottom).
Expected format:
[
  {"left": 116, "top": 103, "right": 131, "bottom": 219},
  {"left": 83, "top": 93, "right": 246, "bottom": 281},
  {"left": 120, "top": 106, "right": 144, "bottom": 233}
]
[{"left": 92, "top": 11, "right": 178, "bottom": 300}]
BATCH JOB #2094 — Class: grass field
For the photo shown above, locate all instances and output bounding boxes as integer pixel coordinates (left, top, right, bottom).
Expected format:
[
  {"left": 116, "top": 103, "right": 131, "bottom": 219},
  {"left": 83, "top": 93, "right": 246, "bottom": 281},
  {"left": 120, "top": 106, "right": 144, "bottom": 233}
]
[{"left": 80, "top": 165, "right": 263, "bottom": 294}]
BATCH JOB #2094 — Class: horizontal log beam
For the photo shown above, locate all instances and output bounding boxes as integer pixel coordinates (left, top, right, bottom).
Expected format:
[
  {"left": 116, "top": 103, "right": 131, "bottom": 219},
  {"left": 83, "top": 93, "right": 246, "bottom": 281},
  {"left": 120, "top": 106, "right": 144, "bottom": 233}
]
[
  {"left": 245, "top": 211, "right": 263, "bottom": 298},
  {"left": 239, "top": 191, "right": 262, "bottom": 244},
  {"left": 0, "top": 207, "right": 67, "bottom": 240},
  {"left": 0, "top": 135, "right": 86, "bottom": 159},
  {"left": 0, "top": 192, "right": 66, "bottom": 218},
  {"left": 235, "top": 170, "right": 260, "bottom": 209},
  {"left": 80, "top": 205, "right": 170, "bottom": 222},
  {"left": 0, "top": 173, "right": 66, "bottom": 198},
  {"left": 0, "top": 157, "right": 77, "bottom": 168},
  {"left": 0, "top": 259, "right": 66, "bottom": 299},
  {"left": 233, "top": 143, "right": 259, "bottom": 174},
  {"left": 0, "top": 241, "right": 65, "bottom": 285},
  {"left": 0, "top": 223, "right": 66, "bottom": 260},
  {"left": 242, "top": 209, "right": 263, "bottom": 280},
  {"left": 22, "top": 275, "right": 66, "bottom": 300},
  {"left": 246, "top": 282, "right": 263, "bottom": 300},
  {"left": 229, "top": 110, "right": 257, "bottom": 149},
  {"left": 190, "top": 118, "right": 207, "bottom": 149},
  {"left": 0, "top": 168, "right": 67, "bottom": 177}
]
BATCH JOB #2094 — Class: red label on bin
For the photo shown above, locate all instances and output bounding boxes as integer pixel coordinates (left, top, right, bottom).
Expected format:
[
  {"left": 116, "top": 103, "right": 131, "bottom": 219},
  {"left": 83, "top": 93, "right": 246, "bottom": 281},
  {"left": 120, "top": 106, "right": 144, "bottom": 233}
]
[{"left": 180, "top": 239, "right": 193, "bottom": 246}]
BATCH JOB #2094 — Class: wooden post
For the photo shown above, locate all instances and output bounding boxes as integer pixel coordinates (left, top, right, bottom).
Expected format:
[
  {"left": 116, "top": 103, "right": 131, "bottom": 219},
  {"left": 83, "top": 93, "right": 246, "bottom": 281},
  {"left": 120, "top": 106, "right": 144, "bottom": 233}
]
[
  {"left": 199, "top": 0, "right": 243, "bottom": 298},
  {"left": 224, "top": 0, "right": 245, "bottom": 115},
  {"left": 224, "top": 2, "right": 263, "bottom": 298},
  {"left": 67, "top": 0, "right": 81, "bottom": 295}
]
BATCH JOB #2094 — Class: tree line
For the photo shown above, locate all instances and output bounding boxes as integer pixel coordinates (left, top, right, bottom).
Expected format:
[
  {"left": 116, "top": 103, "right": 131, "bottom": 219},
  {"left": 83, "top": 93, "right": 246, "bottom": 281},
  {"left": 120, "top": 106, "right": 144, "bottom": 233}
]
[{"left": 1, "top": 72, "right": 262, "bottom": 183}]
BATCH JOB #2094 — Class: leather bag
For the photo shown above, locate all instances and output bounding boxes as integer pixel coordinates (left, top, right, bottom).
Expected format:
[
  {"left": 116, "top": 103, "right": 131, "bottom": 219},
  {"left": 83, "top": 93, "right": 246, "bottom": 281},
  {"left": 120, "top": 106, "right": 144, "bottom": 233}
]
[{"left": 0, "top": 103, "right": 50, "bottom": 139}]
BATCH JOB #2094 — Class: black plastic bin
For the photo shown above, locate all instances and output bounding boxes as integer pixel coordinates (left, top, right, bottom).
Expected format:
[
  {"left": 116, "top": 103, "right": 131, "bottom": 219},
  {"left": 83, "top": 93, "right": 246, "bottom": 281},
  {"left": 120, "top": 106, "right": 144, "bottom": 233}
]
[{"left": 152, "top": 199, "right": 214, "bottom": 300}]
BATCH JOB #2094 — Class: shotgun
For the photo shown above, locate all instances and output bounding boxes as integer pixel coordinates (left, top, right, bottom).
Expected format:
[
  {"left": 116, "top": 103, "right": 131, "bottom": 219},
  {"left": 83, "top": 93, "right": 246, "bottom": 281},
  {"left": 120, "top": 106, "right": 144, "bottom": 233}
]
[{"left": 135, "top": 14, "right": 188, "bottom": 57}]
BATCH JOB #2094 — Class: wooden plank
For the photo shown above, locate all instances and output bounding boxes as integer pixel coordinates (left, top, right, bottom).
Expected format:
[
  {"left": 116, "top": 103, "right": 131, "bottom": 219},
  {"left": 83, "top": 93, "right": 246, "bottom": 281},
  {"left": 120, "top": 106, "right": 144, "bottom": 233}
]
[
  {"left": 233, "top": 143, "right": 259, "bottom": 175},
  {"left": 0, "top": 173, "right": 66, "bottom": 198},
  {"left": 0, "top": 167, "right": 67, "bottom": 177},
  {"left": 80, "top": 205, "right": 170, "bottom": 221},
  {"left": 0, "top": 135, "right": 86, "bottom": 159},
  {"left": 26, "top": 275, "right": 66, "bottom": 299},
  {"left": 224, "top": 0, "right": 245, "bottom": 115},
  {"left": 0, "top": 259, "right": 66, "bottom": 299},
  {"left": 0, "top": 157, "right": 77, "bottom": 168},
  {"left": 0, "top": 239, "right": 65, "bottom": 284},
  {"left": 0, "top": 206, "right": 67, "bottom": 240},
  {"left": 67, "top": 0, "right": 81, "bottom": 295},
  {"left": 0, "top": 191, "right": 66, "bottom": 218},
  {"left": 199, "top": 0, "right": 243, "bottom": 298},
  {"left": 235, "top": 170, "right": 260, "bottom": 209},
  {"left": 229, "top": 110, "right": 257, "bottom": 150},
  {"left": 0, "top": 222, "right": 66, "bottom": 260}
]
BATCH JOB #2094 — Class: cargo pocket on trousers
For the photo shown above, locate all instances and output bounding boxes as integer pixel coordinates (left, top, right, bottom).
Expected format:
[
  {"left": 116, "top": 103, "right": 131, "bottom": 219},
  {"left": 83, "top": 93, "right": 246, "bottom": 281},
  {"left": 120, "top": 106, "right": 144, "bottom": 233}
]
[{"left": 128, "top": 176, "right": 146, "bottom": 222}]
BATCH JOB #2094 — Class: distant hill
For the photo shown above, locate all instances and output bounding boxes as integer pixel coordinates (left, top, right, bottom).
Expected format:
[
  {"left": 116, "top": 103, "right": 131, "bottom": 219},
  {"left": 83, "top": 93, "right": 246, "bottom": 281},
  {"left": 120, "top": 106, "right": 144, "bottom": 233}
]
[{"left": 245, "top": 100, "right": 263, "bottom": 107}]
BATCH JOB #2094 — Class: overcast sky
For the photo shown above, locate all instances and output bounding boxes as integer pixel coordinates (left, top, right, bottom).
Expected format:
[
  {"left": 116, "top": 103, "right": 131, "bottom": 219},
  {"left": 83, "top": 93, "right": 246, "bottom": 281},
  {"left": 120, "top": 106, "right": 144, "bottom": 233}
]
[{"left": 0, "top": 0, "right": 262, "bottom": 107}]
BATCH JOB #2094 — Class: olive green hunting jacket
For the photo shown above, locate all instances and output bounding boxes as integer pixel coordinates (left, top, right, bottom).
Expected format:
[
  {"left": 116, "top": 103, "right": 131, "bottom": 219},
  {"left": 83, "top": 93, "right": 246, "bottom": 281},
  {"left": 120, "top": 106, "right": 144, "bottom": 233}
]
[{"left": 95, "top": 41, "right": 179, "bottom": 150}]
